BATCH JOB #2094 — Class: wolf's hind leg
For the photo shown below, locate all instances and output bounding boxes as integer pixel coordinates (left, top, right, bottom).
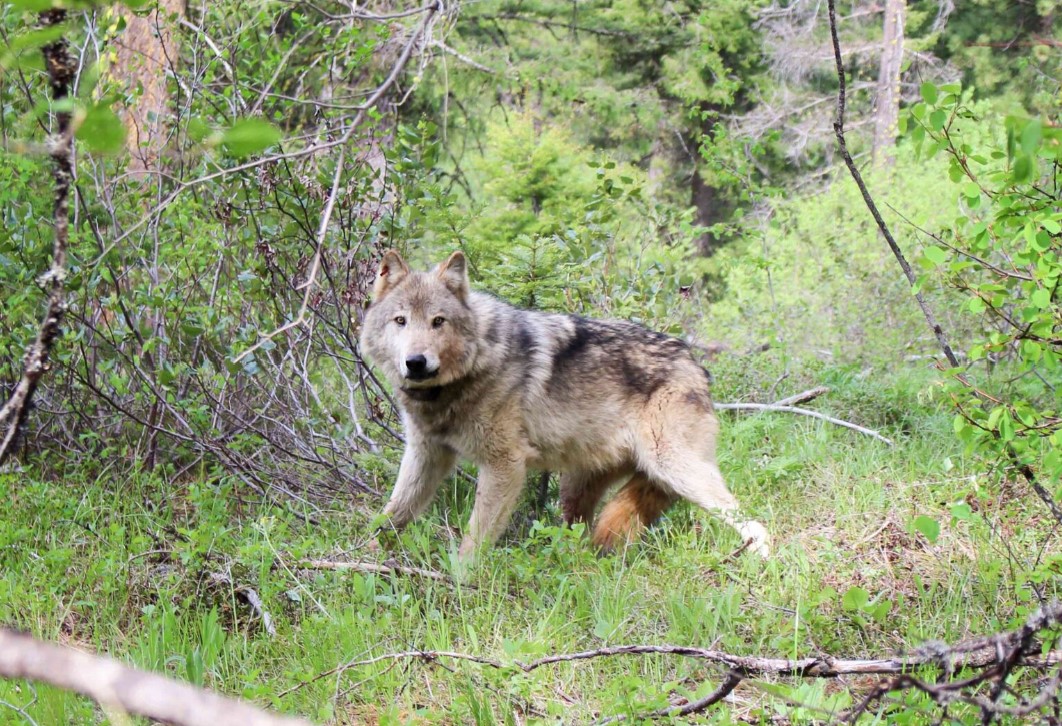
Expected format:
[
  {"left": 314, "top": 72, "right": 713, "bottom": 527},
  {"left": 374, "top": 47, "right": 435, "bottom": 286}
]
[
  {"left": 646, "top": 456, "right": 769, "bottom": 556},
  {"left": 382, "top": 440, "right": 457, "bottom": 530},
  {"left": 592, "top": 473, "right": 675, "bottom": 552},
  {"left": 559, "top": 467, "right": 631, "bottom": 529}
]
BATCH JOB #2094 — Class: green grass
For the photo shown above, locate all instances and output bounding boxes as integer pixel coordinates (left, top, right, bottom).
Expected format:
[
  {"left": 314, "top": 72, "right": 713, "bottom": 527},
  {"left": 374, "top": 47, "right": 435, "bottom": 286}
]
[{"left": 0, "top": 362, "right": 1056, "bottom": 724}]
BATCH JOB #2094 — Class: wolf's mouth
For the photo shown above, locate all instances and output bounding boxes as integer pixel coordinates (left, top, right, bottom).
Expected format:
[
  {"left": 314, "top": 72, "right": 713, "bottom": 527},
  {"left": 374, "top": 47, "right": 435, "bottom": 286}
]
[{"left": 404, "top": 370, "right": 439, "bottom": 382}]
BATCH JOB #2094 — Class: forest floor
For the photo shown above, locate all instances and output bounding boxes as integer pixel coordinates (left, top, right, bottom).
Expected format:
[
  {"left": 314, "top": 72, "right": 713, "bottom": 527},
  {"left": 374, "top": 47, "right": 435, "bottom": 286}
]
[{"left": 0, "top": 357, "right": 1055, "bottom": 724}]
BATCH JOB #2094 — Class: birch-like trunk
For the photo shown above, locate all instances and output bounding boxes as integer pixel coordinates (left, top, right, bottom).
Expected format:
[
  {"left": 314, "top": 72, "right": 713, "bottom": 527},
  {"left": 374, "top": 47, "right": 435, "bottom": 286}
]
[{"left": 872, "top": 0, "right": 905, "bottom": 166}]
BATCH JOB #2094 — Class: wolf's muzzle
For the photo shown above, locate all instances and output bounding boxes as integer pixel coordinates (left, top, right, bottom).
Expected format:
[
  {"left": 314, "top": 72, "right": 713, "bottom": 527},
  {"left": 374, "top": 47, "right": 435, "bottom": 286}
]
[{"left": 404, "top": 355, "right": 438, "bottom": 380}]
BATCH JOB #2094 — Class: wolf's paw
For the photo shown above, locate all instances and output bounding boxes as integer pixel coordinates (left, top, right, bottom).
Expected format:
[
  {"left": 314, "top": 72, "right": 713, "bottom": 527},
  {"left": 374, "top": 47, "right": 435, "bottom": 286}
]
[{"left": 739, "top": 520, "right": 770, "bottom": 558}]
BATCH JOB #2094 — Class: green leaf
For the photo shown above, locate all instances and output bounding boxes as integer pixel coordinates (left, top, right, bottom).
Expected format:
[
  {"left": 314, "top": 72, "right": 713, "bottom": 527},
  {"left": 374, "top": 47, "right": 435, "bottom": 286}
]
[
  {"left": 998, "top": 411, "right": 1015, "bottom": 441},
  {"left": 1013, "top": 154, "right": 1035, "bottom": 183},
  {"left": 220, "top": 119, "right": 281, "bottom": 157},
  {"left": 77, "top": 104, "right": 126, "bottom": 154},
  {"left": 1020, "top": 119, "right": 1042, "bottom": 156},
  {"left": 1030, "top": 288, "right": 1051, "bottom": 309},
  {"left": 923, "top": 246, "right": 948, "bottom": 266},
  {"left": 841, "top": 586, "right": 869, "bottom": 611},
  {"left": 920, "top": 82, "right": 938, "bottom": 105},
  {"left": 929, "top": 109, "right": 947, "bottom": 132},
  {"left": 912, "top": 515, "right": 940, "bottom": 544}
]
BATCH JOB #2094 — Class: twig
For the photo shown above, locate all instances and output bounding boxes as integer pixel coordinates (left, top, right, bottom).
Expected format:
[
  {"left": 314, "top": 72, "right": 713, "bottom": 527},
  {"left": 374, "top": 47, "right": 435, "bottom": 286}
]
[
  {"left": 232, "top": 1, "right": 441, "bottom": 364},
  {"left": 714, "top": 402, "right": 894, "bottom": 445},
  {"left": 298, "top": 602, "right": 1062, "bottom": 678},
  {"left": 595, "top": 671, "right": 744, "bottom": 724},
  {"left": 430, "top": 40, "right": 496, "bottom": 74},
  {"left": 285, "top": 603, "right": 1062, "bottom": 718},
  {"left": 0, "top": 629, "right": 310, "bottom": 726}
]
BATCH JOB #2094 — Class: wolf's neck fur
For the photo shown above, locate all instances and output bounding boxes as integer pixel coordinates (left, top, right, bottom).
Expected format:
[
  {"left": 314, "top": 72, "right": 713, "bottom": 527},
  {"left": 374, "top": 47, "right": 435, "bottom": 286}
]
[{"left": 400, "top": 385, "right": 444, "bottom": 402}]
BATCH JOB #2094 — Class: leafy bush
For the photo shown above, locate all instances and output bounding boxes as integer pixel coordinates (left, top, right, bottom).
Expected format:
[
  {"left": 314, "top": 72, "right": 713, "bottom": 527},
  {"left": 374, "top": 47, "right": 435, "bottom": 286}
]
[{"left": 907, "top": 84, "right": 1062, "bottom": 491}]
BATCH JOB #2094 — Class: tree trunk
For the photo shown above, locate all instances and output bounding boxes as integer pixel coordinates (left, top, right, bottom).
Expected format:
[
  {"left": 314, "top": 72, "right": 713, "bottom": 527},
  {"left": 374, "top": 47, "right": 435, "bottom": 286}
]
[
  {"left": 872, "top": 0, "right": 905, "bottom": 166},
  {"left": 112, "top": 0, "right": 184, "bottom": 174}
]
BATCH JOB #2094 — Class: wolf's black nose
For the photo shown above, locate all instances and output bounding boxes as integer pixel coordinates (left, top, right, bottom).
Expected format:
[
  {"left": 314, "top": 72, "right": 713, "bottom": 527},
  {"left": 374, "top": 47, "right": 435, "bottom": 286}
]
[{"left": 405, "top": 355, "right": 428, "bottom": 374}]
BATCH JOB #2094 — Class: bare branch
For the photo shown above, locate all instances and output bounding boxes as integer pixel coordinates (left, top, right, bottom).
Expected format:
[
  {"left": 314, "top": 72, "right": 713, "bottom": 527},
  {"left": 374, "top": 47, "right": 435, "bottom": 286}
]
[
  {"left": 826, "top": 0, "right": 1060, "bottom": 526},
  {"left": 233, "top": 1, "right": 442, "bottom": 364},
  {"left": 0, "top": 629, "right": 310, "bottom": 726},
  {"left": 715, "top": 402, "right": 894, "bottom": 445},
  {"left": 826, "top": 0, "right": 961, "bottom": 370}
]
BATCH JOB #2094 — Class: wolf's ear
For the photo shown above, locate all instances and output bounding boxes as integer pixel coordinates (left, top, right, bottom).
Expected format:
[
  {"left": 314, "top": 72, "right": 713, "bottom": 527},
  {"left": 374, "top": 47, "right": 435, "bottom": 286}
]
[
  {"left": 372, "top": 250, "right": 410, "bottom": 300},
  {"left": 437, "top": 250, "right": 469, "bottom": 300}
]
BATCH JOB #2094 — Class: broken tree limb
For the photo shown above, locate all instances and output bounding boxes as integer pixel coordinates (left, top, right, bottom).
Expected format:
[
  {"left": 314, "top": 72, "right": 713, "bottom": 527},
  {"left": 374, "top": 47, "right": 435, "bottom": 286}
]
[
  {"left": 0, "top": 9, "right": 76, "bottom": 465},
  {"left": 292, "top": 603, "right": 1062, "bottom": 721},
  {"left": 594, "top": 671, "right": 744, "bottom": 724},
  {"left": 0, "top": 629, "right": 311, "bottom": 726},
  {"left": 297, "top": 603, "right": 1062, "bottom": 682},
  {"left": 714, "top": 402, "right": 894, "bottom": 446}
]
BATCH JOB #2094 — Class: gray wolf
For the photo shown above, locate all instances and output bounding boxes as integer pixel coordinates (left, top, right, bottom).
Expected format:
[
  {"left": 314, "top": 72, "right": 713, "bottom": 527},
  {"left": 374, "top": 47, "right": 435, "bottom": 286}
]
[{"left": 360, "top": 250, "right": 769, "bottom": 560}]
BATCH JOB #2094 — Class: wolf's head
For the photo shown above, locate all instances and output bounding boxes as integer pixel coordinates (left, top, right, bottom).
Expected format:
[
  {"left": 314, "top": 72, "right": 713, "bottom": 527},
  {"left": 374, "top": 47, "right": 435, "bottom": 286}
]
[{"left": 361, "top": 250, "right": 480, "bottom": 392}]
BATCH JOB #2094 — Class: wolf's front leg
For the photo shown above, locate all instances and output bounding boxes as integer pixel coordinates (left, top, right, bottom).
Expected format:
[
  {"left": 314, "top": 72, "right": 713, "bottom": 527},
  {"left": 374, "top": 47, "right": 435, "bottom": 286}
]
[
  {"left": 381, "top": 438, "right": 457, "bottom": 531},
  {"left": 459, "top": 459, "right": 527, "bottom": 560}
]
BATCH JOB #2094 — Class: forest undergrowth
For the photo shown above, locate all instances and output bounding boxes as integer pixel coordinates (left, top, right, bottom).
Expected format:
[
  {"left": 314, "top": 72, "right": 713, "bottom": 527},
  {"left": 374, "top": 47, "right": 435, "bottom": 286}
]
[{"left": 2, "top": 354, "right": 1054, "bottom": 724}]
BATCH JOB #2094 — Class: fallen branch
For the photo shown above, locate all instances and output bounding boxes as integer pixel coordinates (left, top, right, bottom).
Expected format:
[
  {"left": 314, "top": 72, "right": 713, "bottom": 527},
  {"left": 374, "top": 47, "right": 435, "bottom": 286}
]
[
  {"left": 298, "top": 603, "right": 1062, "bottom": 679},
  {"left": 714, "top": 402, "right": 893, "bottom": 446},
  {"left": 0, "top": 628, "right": 310, "bottom": 726},
  {"left": 294, "top": 603, "right": 1062, "bottom": 721}
]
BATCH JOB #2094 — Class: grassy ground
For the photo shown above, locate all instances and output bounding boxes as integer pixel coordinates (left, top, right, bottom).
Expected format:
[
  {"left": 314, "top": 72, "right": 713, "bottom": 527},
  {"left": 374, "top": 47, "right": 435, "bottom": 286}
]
[{"left": 0, "top": 360, "right": 1056, "bottom": 724}]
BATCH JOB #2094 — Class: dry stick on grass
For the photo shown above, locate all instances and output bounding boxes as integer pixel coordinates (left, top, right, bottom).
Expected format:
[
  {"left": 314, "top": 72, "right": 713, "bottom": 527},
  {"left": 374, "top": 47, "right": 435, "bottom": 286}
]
[
  {"left": 594, "top": 672, "right": 744, "bottom": 725},
  {"left": 0, "top": 629, "right": 311, "bottom": 726},
  {"left": 714, "top": 385, "right": 891, "bottom": 444},
  {"left": 823, "top": 0, "right": 1061, "bottom": 527},
  {"left": 0, "top": 9, "right": 75, "bottom": 465},
  {"left": 715, "top": 402, "right": 893, "bottom": 446}
]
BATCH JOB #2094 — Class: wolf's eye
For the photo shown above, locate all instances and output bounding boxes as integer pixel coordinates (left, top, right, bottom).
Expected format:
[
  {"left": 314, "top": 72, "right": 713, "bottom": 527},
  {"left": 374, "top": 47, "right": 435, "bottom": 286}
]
[
  {"left": 432, "top": 316, "right": 445, "bottom": 329},
  {"left": 394, "top": 316, "right": 406, "bottom": 326}
]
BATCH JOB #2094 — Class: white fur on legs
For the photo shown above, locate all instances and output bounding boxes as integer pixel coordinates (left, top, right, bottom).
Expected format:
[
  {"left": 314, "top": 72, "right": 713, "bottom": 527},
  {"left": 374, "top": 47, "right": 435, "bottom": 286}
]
[
  {"left": 383, "top": 440, "right": 457, "bottom": 528},
  {"left": 729, "top": 517, "right": 770, "bottom": 557},
  {"left": 641, "top": 454, "right": 770, "bottom": 558}
]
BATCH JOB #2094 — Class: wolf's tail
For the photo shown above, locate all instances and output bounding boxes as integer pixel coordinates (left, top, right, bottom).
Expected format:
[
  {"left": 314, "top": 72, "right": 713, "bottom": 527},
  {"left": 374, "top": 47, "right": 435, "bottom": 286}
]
[{"left": 592, "top": 474, "right": 674, "bottom": 551}]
